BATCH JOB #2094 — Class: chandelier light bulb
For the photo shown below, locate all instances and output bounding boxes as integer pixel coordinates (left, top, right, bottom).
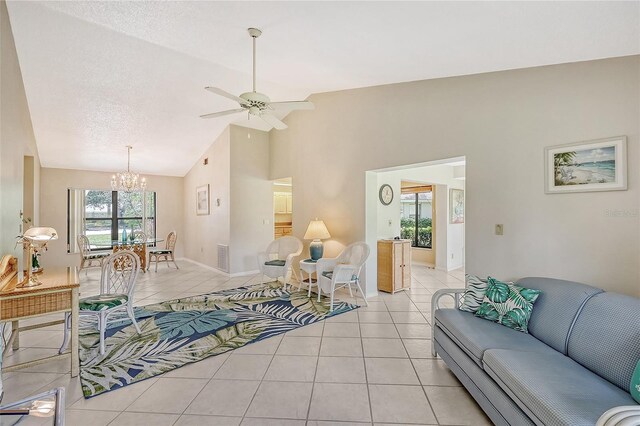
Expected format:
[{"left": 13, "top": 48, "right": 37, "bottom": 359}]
[{"left": 111, "top": 146, "right": 147, "bottom": 192}]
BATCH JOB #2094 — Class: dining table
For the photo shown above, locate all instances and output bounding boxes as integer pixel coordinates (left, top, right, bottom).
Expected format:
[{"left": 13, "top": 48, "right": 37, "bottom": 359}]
[{"left": 92, "top": 238, "right": 164, "bottom": 272}]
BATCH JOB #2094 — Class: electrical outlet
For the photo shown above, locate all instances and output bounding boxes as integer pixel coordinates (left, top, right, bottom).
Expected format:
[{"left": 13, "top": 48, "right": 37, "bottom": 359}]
[
  {"left": 200, "top": 247, "right": 204, "bottom": 253},
  {"left": 451, "top": 253, "right": 454, "bottom": 259},
  {"left": 495, "top": 224, "right": 504, "bottom": 235},
  {"left": 388, "top": 219, "right": 392, "bottom": 226}
]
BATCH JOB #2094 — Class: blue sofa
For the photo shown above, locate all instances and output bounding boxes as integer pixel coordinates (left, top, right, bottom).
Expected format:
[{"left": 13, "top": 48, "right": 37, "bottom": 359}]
[{"left": 431, "top": 277, "right": 640, "bottom": 426}]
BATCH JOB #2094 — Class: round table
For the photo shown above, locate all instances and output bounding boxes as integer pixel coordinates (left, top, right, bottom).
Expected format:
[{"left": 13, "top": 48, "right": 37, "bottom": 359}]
[{"left": 299, "top": 259, "right": 319, "bottom": 298}]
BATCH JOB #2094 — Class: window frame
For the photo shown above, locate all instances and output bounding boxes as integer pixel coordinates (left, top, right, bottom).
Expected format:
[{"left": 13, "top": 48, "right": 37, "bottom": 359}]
[
  {"left": 400, "top": 189, "right": 433, "bottom": 249},
  {"left": 67, "top": 190, "right": 157, "bottom": 253}
]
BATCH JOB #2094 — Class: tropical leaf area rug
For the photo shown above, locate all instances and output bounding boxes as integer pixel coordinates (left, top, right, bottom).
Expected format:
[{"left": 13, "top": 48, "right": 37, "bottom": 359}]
[{"left": 78, "top": 281, "right": 358, "bottom": 398}]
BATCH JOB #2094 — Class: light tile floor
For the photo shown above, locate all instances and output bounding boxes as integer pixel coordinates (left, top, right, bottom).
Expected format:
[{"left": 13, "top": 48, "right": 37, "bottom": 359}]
[{"left": 2, "top": 261, "right": 492, "bottom": 425}]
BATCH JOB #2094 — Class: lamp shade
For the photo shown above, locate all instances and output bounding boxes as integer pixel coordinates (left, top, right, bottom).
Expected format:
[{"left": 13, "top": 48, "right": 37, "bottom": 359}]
[
  {"left": 23, "top": 227, "right": 58, "bottom": 243},
  {"left": 303, "top": 220, "right": 330, "bottom": 240}
]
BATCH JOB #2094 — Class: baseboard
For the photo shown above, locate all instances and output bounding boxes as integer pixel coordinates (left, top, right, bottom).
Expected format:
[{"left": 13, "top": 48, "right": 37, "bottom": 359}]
[
  {"left": 179, "top": 258, "right": 259, "bottom": 279},
  {"left": 178, "top": 257, "right": 229, "bottom": 276},
  {"left": 230, "top": 270, "right": 259, "bottom": 278}
]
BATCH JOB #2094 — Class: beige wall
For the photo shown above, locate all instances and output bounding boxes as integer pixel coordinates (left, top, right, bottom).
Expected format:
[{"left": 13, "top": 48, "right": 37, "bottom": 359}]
[
  {"left": 271, "top": 56, "right": 640, "bottom": 297},
  {"left": 40, "top": 167, "right": 184, "bottom": 268},
  {"left": 1, "top": 0, "right": 40, "bottom": 271},
  {"left": 182, "top": 125, "right": 272, "bottom": 274},
  {"left": 183, "top": 127, "right": 231, "bottom": 270},
  {"left": 229, "top": 125, "right": 273, "bottom": 274}
]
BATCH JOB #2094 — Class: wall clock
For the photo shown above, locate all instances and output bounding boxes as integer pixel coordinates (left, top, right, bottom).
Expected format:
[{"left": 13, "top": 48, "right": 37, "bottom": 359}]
[{"left": 379, "top": 184, "right": 394, "bottom": 205}]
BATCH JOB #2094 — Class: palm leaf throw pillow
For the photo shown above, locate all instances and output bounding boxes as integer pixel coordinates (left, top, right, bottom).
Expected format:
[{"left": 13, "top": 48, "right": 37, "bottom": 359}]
[
  {"left": 475, "top": 277, "right": 541, "bottom": 333},
  {"left": 459, "top": 275, "right": 488, "bottom": 313},
  {"left": 631, "top": 360, "right": 640, "bottom": 403}
]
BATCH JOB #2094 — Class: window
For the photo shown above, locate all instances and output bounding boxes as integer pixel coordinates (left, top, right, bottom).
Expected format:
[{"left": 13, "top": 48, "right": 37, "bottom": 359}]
[
  {"left": 67, "top": 190, "right": 156, "bottom": 252},
  {"left": 400, "top": 188, "right": 433, "bottom": 249}
]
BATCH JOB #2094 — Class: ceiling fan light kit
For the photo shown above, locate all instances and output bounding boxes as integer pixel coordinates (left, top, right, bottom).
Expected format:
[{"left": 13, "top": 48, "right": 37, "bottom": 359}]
[{"left": 200, "top": 27, "right": 314, "bottom": 130}]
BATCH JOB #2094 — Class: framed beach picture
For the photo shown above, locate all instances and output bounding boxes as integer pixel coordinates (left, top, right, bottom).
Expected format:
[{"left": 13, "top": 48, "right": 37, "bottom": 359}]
[
  {"left": 450, "top": 188, "right": 464, "bottom": 224},
  {"left": 196, "top": 184, "right": 210, "bottom": 215},
  {"left": 545, "top": 136, "right": 627, "bottom": 194}
]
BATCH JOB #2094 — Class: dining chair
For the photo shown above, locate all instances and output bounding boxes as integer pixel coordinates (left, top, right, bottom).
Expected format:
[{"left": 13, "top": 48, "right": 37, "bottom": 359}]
[
  {"left": 147, "top": 231, "right": 179, "bottom": 272},
  {"left": 257, "top": 236, "right": 303, "bottom": 290},
  {"left": 316, "top": 241, "right": 370, "bottom": 311},
  {"left": 132, "top": 230, "right": 147, "bottom": 243},
  {"left": 77, "top": 234, "right": 109, "bottom": 275},
  {"left": 60, "top": 250, "right": 142, "bottom": 355}
]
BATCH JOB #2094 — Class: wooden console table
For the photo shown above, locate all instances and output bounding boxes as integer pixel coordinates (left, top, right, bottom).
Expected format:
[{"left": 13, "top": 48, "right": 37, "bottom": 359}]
[{"left": 0, "top": 256, "right": 79, "bottom": 377}]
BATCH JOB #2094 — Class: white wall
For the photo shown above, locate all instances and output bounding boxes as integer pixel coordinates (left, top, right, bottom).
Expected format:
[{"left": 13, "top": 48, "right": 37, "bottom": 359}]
[
  {"left": 183, "top": 127, "right": 231, "bottom": 270},
  {"left": 40, "top": 168, "right": 184, "bottom": 268},
  {"left": 1, "top": 0, "right": 40, "bottom": 271},
  {"left": 271, "top": 56, "right": 640, "bottom": 297},
  {"left": 229, "top": 125, "right": 273, "bottom": 274}
]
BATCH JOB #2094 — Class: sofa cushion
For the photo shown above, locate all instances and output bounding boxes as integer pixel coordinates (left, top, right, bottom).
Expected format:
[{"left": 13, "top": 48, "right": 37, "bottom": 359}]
[
  {"left": 434, "top": 327, "right": 535, "bottom": 426},
  {"left": 483, "top": 348, "right": 638, "bottom": 426},
  {"left": 567, "top": 292, "right": 640, "bottom": 391},
  {"left": 475, "top": 278, "right": 541, "bottom": 333},
  {"left": 516, "top": 277, "right": 603, "bottom": 354},
  {"left": 435, "top": 309, "right": 555, "bottom": 367}
]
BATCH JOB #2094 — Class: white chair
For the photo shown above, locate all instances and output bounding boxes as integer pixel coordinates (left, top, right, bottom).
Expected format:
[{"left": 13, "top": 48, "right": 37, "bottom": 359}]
[
  {"left": 257, "top": 236, "right": 303, "bottom": 290},
  {"left": 77, "top": 234, "right": 109, "bottom": 275},
  {"left": 148, "top": 231, "right": 179, "bottom": 272},
  {"left": 60, "top": 250, "right": 142, "bottom": 355},
  {"left": 316, "top": 242, "right": 370, "bottom": 311},
  {"left": 132, "top": 230, "right": 147, "bottom": 243}
]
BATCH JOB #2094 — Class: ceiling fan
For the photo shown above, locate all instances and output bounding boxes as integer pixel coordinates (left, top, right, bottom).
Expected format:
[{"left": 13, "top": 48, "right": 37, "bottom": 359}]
[{"left": 200, "top": 28, "right": 314, "bottom": 130}]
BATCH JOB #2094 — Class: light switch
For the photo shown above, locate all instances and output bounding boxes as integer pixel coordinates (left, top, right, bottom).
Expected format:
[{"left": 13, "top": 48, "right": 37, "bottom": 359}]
[
  {"left": 263, "top": 219, "right": 270, "bottom": 225},
  {"left": 495, "top": 224, "right": 504, "bottom": 235}
]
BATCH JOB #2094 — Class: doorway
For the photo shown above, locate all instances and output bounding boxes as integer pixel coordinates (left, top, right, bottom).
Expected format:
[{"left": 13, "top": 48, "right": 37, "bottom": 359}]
[
  {"left": 273, "top": 177, "right": 292, "bottom": 239},
  {"left": 365, "top": 157, "right": 465, "bottom": 295}
]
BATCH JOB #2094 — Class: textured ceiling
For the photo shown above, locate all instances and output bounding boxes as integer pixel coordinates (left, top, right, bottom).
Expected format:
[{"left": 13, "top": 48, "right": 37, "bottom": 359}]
[{"left": 7, "top": 1, "right": 639, "bottom": 176}]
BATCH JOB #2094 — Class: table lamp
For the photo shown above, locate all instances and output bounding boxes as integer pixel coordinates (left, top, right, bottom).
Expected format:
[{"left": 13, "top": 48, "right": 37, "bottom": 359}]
[
  {"left": 19, "top": 227, "right": 58, "bottom": 288},
  {"left": 304, "top": 219, "right": 331, "bottom": 261}
]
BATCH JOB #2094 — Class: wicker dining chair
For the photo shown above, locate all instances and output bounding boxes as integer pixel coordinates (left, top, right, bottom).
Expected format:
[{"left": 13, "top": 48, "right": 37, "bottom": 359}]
[
  {"left": 147, "top": 231, "right": 179, "bottom": 272},
  {"left": 60, "top": 250, "right": 142, "bottom": 355},
  {"left": 77, "top": 235, "right": 109, "bottom": 275}
]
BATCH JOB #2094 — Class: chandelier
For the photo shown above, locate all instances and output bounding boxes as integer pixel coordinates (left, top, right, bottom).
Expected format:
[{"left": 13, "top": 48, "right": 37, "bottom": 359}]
[{"left": 111, "top": 145, "right": 147, "bottom": 192}]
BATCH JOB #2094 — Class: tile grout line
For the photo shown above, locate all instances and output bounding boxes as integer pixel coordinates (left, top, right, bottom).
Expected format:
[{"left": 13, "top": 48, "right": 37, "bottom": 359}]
[
  {"left": 392, "top": 292, "right": 442, "bottom": 426},
  {"left": 303, "top": 319, "right": 324, "bottom": 423}
]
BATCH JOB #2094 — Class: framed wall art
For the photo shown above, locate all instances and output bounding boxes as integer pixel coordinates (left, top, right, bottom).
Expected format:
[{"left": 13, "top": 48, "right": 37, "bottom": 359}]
[
  {"left": 196, "top": 184, "right": 210, "bottom": 215},
  {"left": 545, "top": 136, "right": 627, "bottom": 194}
]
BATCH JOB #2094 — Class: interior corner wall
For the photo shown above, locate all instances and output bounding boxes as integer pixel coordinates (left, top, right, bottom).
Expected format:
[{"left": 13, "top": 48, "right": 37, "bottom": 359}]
[
  {"left": 40, "top": 168, "right": 184, "bottom": 268},
  {"left": 1, "top": 0, "right": 39, "bottom": 270},
  {"left": 229, "top": 125, "right": 273, "bottom": 275},
  {"left": 270, "top": 56, "right": 640, "bottom": 297},
  {"left": 182, "top": 127, "right": 230, "bottom": 270}
]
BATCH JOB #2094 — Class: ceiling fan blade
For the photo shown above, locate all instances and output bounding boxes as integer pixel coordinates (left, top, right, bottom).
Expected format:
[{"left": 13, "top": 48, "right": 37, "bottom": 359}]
[
  {"left": 204, "top": 87, "right": 248, "bottom": 105},
  {"left": 260, "top": 112, "right": 288, "bottom": 130},
  {"left": 200, "top": 108, "right": 245, "bottom": 119},
  {"left": 269, "top": 100, "right": 315, "bottom": 110}
]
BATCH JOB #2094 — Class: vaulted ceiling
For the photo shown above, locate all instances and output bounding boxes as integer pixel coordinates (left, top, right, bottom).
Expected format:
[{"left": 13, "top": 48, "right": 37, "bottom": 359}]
[{"left": 7, "top": 1, "right": 639, "bottom": 176}]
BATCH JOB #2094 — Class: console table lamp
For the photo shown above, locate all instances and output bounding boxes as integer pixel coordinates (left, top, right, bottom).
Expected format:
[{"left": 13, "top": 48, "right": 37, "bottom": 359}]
[
  {"left": 19, "top": 227, "right": 58, "bottom": 288},
  {"left": 304, "top": 219, "right": 330, "bottom": 261}
]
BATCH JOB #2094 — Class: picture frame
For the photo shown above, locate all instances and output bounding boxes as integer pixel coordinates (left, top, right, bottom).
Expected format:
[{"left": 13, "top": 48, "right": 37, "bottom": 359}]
[
  {"left": 196, "top": 184, "right": 210, "bottom": 215},
  {"left": 545, "top": 136, "right": 627, "bottom": 194},
  {"left": 449, "top": 188, "right": 464, "bottom": 224}
]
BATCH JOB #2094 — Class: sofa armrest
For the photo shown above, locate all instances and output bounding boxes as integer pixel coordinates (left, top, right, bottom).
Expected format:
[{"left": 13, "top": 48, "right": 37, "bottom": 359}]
[
  {"left": 596, "top": 406, "right": 640, "bottom": 426},
  {"left": 431, "top": 288, "right": 466, "bottom": 357}
]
